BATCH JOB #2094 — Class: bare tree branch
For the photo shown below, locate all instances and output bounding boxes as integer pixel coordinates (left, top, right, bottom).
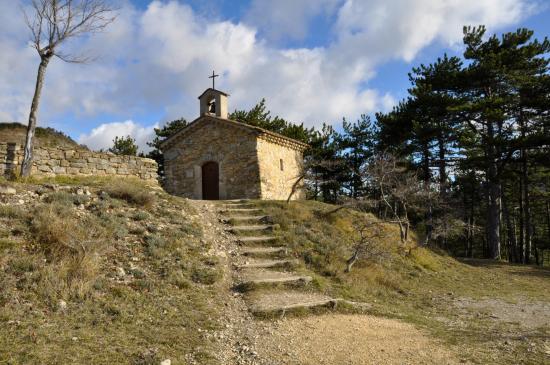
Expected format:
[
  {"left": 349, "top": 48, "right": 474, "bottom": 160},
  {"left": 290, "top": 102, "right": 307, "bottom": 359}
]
[{"left": 19, "top": 0, "right": 116, "bottom": 177}]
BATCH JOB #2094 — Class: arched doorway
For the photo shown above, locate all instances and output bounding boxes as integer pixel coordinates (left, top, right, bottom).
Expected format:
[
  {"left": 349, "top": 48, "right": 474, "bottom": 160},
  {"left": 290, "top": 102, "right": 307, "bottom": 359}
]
[{"left": 201, "top": 161, "right": 219, "bottom": 200}]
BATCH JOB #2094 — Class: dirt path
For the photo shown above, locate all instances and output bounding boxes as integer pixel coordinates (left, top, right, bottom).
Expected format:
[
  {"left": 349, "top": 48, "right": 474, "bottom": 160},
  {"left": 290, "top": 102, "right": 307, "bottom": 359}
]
[
  {"left": 255, "top": 314, "right": 463, "bottom": 365},
  {"left": 191, "top": 200, "right": 262, "bottom": 364},
  {"left": 193, "top": 200, "right": 463, "bottom": 365}
]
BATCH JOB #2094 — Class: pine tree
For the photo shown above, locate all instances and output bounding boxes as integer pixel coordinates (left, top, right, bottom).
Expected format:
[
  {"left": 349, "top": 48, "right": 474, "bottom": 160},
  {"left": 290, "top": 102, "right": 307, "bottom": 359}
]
[{"left": 147, "top": 118, "right": 188, "bottom": 177}]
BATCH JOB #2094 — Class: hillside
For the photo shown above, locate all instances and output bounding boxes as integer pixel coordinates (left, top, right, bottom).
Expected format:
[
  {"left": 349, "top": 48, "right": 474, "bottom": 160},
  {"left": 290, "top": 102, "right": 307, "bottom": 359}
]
[
  {"left": 0, "top": 177, "right": 548, "bottom": 364},
  {"left": 0, "top": 122, "right": 86, "bottom": 149}
]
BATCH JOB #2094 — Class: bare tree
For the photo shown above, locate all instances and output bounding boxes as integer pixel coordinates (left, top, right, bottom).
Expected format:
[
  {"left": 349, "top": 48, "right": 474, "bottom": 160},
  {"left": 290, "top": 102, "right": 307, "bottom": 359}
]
[
  {"left": 345, "top": 221, "right": 388, "bottom": 273},
  {"left": 366, "top": 154, "right": 420, "bottom": 243},
  {"left": 20, "top": 0, "right": 116, "bottom": 177}
]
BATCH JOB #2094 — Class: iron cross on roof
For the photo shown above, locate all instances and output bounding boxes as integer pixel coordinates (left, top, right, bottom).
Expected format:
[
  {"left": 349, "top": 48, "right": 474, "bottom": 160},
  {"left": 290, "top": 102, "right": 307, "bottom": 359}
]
[{"left": 209, "top": 70, "right": 219, "bottom": 89}]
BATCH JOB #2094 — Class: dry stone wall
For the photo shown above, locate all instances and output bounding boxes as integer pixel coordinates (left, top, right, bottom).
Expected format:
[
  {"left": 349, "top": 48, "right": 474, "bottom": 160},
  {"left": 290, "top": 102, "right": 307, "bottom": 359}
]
[
  {"left": 0, "top": 142, "right": 157, "bottom": 182},
  {"left": 256, "top": 138, "right": 305, "bottom": 200}
]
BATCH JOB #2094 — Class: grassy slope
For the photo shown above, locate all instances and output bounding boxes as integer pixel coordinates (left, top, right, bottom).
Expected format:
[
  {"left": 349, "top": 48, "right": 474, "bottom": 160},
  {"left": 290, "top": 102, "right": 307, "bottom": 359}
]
[
  {"left": 0, "top": 122, "right": 86, "bottom": 149},
  {"left": 250, "top": 200, "right": 550, "bottom": 365},
  {"left": 0, "top": 177, "right": 222, "bottom": 364},
  {"left": 1, "top": 179, "right": 548, "bottom": 364}
]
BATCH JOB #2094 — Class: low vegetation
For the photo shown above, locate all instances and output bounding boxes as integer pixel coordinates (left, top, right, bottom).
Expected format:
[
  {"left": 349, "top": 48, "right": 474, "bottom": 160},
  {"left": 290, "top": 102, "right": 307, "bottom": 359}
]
[
  {"left": 250, "top": 200, "right": 550, "bottom": 364},
  {"left": 0, "top": 177, "right": 223, "bottom": 364},
  {"left": 0, "top": 122, "right": 85, "bottom": 149}
]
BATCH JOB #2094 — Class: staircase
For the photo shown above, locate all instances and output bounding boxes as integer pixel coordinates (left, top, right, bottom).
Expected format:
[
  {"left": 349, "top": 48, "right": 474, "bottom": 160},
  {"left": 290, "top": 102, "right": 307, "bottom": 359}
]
[{"left": 219, "top": 200, "right": 338, "bottom": 317}]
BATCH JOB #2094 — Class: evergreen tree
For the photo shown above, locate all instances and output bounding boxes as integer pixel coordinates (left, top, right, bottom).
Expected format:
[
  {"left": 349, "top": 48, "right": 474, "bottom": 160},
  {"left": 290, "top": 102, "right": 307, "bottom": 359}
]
[
  {"left": 338, "top": 115, "right": 376, "bottom": 198},
  {"left": 147, "top": 118, "right": 188, "bottom": 178},
  {"left": 229, "top": 99, "right": 314, "bottom": 144},
  {"left": 109, "top": 135, "right": 138, "bottom": 156}
]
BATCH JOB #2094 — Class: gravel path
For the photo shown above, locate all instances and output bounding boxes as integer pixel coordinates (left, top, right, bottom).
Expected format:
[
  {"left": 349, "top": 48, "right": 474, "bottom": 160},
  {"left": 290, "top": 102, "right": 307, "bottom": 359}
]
[{"left": 255, "top": 314, "right": 464, "bottom": 365}]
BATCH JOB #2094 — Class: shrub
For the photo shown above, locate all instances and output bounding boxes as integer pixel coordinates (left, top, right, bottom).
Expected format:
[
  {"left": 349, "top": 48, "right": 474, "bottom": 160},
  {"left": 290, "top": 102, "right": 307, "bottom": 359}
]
[
  {"left": 0, "top": 205, "right": 25, "bottom": 219},
  {"left": 132, "top": 211, "right": 149, "bottom": 221},
  {"left": 0, "top": 238, "right": 16, "bottom": 251},
  {"left": 191, "top": 263, "right": 221, "bottom": 285},
  {"left": 143, "top": 234, "right": 167, "bottom": 257},
  {"left": 104, "top": 180, "right": 155, "bottom": 208}
]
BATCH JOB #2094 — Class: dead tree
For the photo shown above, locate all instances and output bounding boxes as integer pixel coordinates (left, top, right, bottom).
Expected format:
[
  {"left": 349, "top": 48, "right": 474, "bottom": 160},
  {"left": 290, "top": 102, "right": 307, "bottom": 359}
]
[
  {"left": 365, "top": 154, "right": 420, "bottom": 244},
  {"left": 345, "top": 222, "right": 386, "bottom": 273},
  {"left": 20, "top": 0, "right": 116, "bottom": 177}
]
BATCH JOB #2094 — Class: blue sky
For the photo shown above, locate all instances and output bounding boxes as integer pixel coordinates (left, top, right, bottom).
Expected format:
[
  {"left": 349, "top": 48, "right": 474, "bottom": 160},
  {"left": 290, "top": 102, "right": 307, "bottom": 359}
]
[{"left": 1, "top": 0, "right": 549, "bottom": 151}]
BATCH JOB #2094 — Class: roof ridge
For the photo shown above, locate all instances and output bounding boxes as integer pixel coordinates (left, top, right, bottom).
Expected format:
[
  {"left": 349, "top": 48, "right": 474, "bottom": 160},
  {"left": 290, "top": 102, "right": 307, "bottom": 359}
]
[{"left": 160, "top": 115, "right": 309, "bottom": 151}]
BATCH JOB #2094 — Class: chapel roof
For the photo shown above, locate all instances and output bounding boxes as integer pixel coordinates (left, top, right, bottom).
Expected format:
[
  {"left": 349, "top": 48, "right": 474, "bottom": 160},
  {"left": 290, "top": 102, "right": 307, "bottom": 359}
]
[
  {"left": 159, "top": 114, "right": 309, "bottom": 152},
  {"left": 197, "top": 88, "right": 230, "bottom": 99}
]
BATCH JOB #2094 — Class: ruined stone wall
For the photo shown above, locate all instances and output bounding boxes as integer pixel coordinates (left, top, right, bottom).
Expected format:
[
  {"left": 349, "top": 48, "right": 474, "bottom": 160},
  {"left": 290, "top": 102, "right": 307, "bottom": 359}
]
[
  {"left": 162, "top": 120, "right": 261, "bottom": 199},
  {"left": 0, "top": 143, "right": 157, "bottom": 181},
  {"left": 256, "top": 138, "right": 305, "bottom": 200}
]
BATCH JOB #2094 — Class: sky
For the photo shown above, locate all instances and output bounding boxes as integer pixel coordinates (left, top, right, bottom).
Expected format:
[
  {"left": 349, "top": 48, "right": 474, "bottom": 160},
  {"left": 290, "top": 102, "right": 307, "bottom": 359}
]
[{"left": 1, "top": 0, "right": 549, "bottom": 152}]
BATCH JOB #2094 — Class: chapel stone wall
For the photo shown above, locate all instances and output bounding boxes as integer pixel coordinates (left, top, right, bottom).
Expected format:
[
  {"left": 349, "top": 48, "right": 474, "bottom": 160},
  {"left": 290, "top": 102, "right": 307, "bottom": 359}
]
[
  {"left": 256, "top": 138, "right": 305, "bottom": 200},
  {"left": 162, "top": 120, "right": 261, "bottom": 199}
]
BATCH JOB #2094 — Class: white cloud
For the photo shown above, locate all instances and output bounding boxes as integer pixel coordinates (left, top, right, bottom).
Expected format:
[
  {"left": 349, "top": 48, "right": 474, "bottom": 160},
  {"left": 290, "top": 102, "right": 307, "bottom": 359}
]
[
  {"left": 0, "top": 0, "right": 539, "bottom": 136},
  {"left": 244, "top": 0, "right": 341, "bottom": 43},
  {"left": 334, "top": 0, "right": 537, "bottom": 62},
  {"left": 77, "top": 120, "right": 157, "bottom": 153}
]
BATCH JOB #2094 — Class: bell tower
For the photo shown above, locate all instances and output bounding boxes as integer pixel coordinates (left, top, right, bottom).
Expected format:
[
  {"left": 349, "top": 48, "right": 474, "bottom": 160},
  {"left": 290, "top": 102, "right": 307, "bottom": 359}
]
[
  {"left": 198, "top": 88, "right": 229, "bottom": 119},
  {"left": 198, "top": 70, "right": 229, "bottom": 119}
]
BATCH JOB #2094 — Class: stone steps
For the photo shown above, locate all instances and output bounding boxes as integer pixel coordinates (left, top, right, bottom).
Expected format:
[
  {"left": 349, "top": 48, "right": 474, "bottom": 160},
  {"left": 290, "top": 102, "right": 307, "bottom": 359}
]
[
  {"left": 228, "top": 225, "right": 274, "bottom": 233},
  {"left": 236, "top": 236, "right": 278, "bottom": 244},
  {"left": 221, "top": 208, "right": 263, "bottom": 214},
  {"left": 237, "top": 270, "right": 312, "bottom": 290},
  {"left": 240, "top": 246, "right": 287, "bottom": 256},
  {"left": 248, "top": 291, "right": 337, "bottom": 316},
  {"left": 235, "top": 259, "right": 296, "bottom": 269},
  {"left": 226, "top": 215, "right": 270, "bottom": 224}
]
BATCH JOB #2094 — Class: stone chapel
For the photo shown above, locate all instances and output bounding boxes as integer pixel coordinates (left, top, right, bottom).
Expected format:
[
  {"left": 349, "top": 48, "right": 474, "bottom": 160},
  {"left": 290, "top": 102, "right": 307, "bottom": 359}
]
[{"left": 160, "top": 88, "right": 308, "bottom": 200}]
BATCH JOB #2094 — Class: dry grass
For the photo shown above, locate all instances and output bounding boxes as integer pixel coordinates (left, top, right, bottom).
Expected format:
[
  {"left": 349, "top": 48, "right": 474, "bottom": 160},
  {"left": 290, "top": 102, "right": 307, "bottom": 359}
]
[
  {"left": 103, "top": 180, "right": 156, "bottom": 208},
  {"left": 248, "top": 199, "right": 550, "bottom": 365},
  {"left": 0, "top": 178, "right": 223, "bottom": 364}
]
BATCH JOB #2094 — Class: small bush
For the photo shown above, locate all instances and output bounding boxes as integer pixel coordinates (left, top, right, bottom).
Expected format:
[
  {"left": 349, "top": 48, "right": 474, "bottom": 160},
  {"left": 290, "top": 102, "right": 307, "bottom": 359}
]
[
  {"left": 132, "top": 211, "right": 149, "bottom": 221},
  {"left": 0, "top": 205, "right": 25, "bottom": 219},
  {"left": 169, "top": 271, "right": 192, "bottom": 289},
  {"left": 191, "top": 264, "right": 221, "bottom": 285},
  {"left": 129, "top": 226, "right": 146, "bottom": 235},
  {"left": 9, "top": 256, "right": 40, "bottom": 275},
  {"left": 104, "top": 180, "right": 155, "bottom": 208},
  {"left": 0, "top": 238, "right": 16, "bottom": 251},
  {"left": 144, "top": 234, "right": 167, "bottom": 257}
]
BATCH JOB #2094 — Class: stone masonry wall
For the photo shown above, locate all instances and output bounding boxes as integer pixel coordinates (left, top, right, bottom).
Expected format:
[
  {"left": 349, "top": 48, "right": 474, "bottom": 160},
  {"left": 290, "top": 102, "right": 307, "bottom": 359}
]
[
  {"left": 0, "top": 143, "right": 158, "bottom": 181},
  {"left": 163, "top": 120, "right": 261, "bottom": 199},
  {"left": 256, "top": 138, "right": 305, "bottom": 200}
]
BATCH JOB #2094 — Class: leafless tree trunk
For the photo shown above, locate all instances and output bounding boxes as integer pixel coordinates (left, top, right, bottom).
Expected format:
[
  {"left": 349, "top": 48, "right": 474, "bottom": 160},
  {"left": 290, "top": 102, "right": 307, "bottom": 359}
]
[
  {"left": 20, "top": 0, "right": 116, "bottom": 177},
  {"left": 21, "top": 56, "right": 51, "bottom": 176},
  {"left": 345, "top": 222, "right": 385, "bottom": 273}
]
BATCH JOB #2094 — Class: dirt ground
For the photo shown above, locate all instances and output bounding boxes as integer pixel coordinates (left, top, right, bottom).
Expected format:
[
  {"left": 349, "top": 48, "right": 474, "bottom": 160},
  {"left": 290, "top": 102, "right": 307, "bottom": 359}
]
[{"left": 255, "top": 314, "right": 463, "bottom": 365}]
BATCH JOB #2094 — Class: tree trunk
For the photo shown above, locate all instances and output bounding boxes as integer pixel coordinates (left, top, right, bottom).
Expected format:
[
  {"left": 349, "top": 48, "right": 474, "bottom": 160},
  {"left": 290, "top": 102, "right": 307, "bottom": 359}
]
[
  {"left": 486, "top": 122, "right": 501, "bottom": 260},
  {"left": 518, "top": 176, "right": 525, "bottom": 263},
  {"left": 546, "top": 200, "right": 550, "bottom": 244},
  {"left": 345, "top": 250, "right": 359, "bottom": 273},
  {"left": 502, "top": 193, "right": 517, "bottom": 263},
  {"left": 468, "top": 216, "right": 475, "bottom": 258},
  {"left": 21, "top": 56, "right": 51, "bottom": 177},
  {"left": 521, "top": 148, "right": 532, "bottom": 264},
  {"left": 437, "top": 133, "right": 447, "bottom": 194}
]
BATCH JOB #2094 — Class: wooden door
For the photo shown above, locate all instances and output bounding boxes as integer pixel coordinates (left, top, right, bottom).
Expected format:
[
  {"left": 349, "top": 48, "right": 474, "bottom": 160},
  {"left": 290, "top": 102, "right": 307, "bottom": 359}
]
[{"left": 202, "top": 161, "right": 219, "bottom": 200}]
